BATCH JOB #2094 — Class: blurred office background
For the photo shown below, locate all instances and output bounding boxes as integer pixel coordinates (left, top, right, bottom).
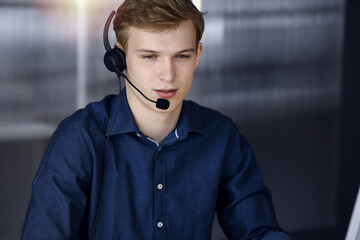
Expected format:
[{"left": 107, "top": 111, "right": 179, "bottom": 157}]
[{"left": 0, "top": 0, "right": 359, "bottom": 239}]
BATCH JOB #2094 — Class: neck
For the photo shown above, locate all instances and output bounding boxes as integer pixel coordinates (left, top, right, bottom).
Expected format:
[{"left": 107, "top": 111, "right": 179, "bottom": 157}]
[{"left": 126, "top": 91, "right": 182, "bottom": 144}]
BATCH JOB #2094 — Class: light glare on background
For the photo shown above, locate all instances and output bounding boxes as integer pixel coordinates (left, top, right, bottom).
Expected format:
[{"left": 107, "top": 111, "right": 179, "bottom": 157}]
[
  {"left": 76, "top": 0, "right": 87, "bottom": 108},
  {"left": 192, "top": 0, "right": 202, "bottom": 11}
]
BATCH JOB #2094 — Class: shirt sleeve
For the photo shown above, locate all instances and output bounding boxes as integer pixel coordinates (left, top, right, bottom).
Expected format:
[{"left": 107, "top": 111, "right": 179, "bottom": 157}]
[
  {"left": 21, "top": 118, "right": 93, "bottom": 240},
  {"left": 216, "top": 121, "right": 291, "bottom": 240}
]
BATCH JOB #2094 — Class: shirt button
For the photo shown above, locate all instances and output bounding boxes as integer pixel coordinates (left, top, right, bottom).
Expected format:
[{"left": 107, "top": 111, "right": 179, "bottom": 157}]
[
  {"left": 157, "top": 184, "right": 163, "bottom": 190},
  {"left": 157, "top": 222, "right": 163, "bottom": 228},
  {"left": 136, "top": 132, "right": 141, "bottom": 138},
  {"left": 158, "top": 147, "right": 162, "bottom": 151}
]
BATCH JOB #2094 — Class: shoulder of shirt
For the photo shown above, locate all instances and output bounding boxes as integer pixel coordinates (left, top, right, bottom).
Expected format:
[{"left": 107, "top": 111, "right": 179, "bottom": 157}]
[
  {"left": 184, "top": 99, "right": 238, "bottom": 132},
  {"left": 183, "top": 100, "right": 252, "bottom": 155},
  {"left": 58, "top": 94, "right": 116, "bottom": 137},
  {"left": 69, "top": 94, "right": 114, "bottom": 121}
]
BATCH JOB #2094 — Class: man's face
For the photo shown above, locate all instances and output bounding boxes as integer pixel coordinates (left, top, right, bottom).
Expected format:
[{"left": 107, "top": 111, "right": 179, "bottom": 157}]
[{"left": 122, "top": 20, "right": 202, "bottom": 114}]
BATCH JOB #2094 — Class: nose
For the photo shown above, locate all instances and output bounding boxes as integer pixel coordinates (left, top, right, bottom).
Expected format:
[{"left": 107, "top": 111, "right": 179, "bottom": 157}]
[{"left": 158, "top": 58, "right": 175, "bottom": 82}]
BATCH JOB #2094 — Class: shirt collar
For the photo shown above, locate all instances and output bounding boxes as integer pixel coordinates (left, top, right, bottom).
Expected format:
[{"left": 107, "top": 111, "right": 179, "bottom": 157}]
[
  {"left": 175, "top": 100, "right": 205, "bottom": 139},
  {"left": 106, "top": 87, "right": 205, "bottom": 137}
]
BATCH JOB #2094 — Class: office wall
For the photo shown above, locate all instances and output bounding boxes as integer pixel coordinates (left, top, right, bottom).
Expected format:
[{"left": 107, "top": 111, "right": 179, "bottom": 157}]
[
  {"left": 337, "top": 0, "right": 360, "bottom": 236},
  {"left": 0, "top": 0, "right": 347, "bottom": 239}
]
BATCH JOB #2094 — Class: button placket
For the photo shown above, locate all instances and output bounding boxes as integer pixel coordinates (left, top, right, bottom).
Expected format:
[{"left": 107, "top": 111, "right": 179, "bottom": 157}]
[{"left": 153, "top": 146, "right": 166, "bottom": 238}]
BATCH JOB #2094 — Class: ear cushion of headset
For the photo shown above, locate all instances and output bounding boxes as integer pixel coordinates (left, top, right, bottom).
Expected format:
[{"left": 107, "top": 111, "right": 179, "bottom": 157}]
[
  {"left": 113, "top": 48, "right": 127, "bottom": 72},
  {"left": 104, "top": 48, "right": 127, "bottom": 73}
]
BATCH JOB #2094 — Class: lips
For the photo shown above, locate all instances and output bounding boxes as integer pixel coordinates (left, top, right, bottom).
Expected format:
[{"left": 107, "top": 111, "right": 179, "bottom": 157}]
[{"left": 154, "top": 89, "right": 178, "bottom": 99}]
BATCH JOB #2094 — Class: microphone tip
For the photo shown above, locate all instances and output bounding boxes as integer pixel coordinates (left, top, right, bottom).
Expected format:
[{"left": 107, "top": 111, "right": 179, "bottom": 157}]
[{"left": 156, "top": 99, "right": 170, "bottom": 110}]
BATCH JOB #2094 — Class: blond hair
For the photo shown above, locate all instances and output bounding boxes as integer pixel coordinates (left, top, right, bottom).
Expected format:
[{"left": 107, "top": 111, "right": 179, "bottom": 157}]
[{"left": 113, "top": 0, "right": 205, "bottom": 52}]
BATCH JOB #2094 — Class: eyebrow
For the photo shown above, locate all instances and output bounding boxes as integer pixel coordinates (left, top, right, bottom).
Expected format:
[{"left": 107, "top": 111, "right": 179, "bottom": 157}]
[{"left": 135, "top": 48, "right": 195, "bottom": 54}]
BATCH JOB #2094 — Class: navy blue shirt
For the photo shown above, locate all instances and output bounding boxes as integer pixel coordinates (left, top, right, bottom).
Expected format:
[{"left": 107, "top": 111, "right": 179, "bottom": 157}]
[{"left": 21, "top": 88, "right": 290, "bottom": 240}]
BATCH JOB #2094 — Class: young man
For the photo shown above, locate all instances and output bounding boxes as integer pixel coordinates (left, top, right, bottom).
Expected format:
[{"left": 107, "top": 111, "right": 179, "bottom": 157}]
[{"left": 21, "top": 0, "right": 291, "bottom": 239}]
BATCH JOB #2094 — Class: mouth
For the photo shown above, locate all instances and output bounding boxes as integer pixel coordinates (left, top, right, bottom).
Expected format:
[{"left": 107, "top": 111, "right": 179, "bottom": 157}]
[{"left": 154, "top": 89, "right": 178, "bottom": 99}]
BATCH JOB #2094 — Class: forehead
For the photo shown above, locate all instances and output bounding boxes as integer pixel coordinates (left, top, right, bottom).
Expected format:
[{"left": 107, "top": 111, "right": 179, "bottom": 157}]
[{"left": 127, "top": 20, "right": 197, "bottom": 52}]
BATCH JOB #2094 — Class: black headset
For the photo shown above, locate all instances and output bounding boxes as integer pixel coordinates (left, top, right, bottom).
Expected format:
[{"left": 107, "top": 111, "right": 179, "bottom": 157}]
[{"left": 103, "top": 11, "right": 127, "bottom": 75}]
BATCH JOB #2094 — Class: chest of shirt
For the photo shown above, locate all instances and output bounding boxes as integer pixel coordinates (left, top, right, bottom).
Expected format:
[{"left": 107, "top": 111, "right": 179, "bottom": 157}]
[{"left": 93, "top": 132, "right": 225, "bottom": 238}]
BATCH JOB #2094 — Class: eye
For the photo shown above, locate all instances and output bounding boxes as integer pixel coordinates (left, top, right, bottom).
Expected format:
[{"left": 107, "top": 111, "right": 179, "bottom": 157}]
[
  {"left": 143, "top": 55, "right": 157, "bottom": 60},
  {"left": 176, "top": 54, "right": 189, "bottom": 59}
]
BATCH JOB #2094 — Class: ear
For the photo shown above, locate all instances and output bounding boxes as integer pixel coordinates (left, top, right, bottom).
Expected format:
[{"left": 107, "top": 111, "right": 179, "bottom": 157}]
[
  {"left": 195, "top": 42, "right": 203, "bottom": 68},
  {"left": 114, "top": 42, "right": 124, "bottom": 50}
]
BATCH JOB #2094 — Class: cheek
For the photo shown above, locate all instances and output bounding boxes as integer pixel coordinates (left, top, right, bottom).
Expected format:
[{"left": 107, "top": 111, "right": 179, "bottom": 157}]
[
  {"left": 178, "top": 63, "right": 196, "bottom": 80},
  {"left": 126, "top": 57, "right": 139, "bottom": 73},
  {"left": 127, "top": 58, "right": 152, "bottom": 79},
  {"left": 178, "top": 68, "right": 195, "bottom": 92}
]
